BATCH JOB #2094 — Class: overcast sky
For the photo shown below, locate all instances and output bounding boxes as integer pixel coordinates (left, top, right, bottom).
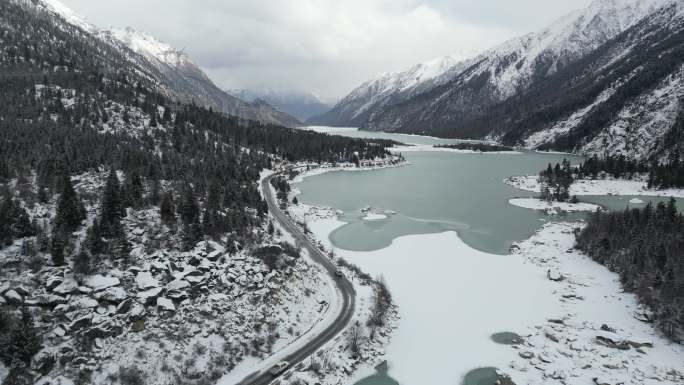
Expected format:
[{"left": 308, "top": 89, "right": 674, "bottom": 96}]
[{"left": 60, "top": 0, "right": 591, "bottom": 102}]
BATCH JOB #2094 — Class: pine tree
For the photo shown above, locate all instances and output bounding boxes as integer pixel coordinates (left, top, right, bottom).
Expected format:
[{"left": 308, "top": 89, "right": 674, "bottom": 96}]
[
  {"left": 85, "top": 220, "right": 104, "bottom": 255},
  {"left": 54, "top": 174, "right": 85, "bottom": 233},
  {"left": 149, "top": 178, "right": 161, "bottom": 206},
  {"left": 178, "top": 187, "right": 202, "bottom": 249},
  {"left": 178, "top": 188, "right": 200, "bottom": 227},
  {"left": 12, "top": 309, "right": 42, "bottom": 365},
  {"left": 100, "top": 170, "right": 124, "bottom": 237},
  {"left": 49, "top": 230, "right": 66, "bottom": 266},
  {"left": 123, "top": 170, "right": 144, "bottom": 209},
  {"left": 160, "top": 192, "right": 176, "bottom": 225},
  {"left": 73, "top": 251, "right": 92, "bottom": 277}
]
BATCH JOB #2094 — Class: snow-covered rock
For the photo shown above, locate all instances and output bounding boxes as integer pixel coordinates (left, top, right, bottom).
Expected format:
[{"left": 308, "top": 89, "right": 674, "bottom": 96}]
[
  {"left": 156, "top": 297, "right": 175, "bottom": 312},
  {"left": 52, "top": 278, "right": 79, "bottom": 295},
  {"left": 135, "top": 271, "right": 159, "bottom": 290},
  {"left": 85, "top": 275, "right": 120, "bottom": 291}
]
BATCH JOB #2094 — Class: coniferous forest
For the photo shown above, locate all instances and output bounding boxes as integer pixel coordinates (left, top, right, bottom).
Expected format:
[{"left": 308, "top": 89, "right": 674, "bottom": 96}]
[
  {"left": 576, "top": 200, "right": 684, "bottom": 340},
  {"left": 0, "top": 1, "right": 400, "bottom": 379}
]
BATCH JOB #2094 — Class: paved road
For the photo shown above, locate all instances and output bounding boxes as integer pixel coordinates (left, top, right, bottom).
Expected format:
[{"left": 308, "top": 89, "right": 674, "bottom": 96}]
[{"left": 239, "top": 174, "right": 356, "bottom": 385}]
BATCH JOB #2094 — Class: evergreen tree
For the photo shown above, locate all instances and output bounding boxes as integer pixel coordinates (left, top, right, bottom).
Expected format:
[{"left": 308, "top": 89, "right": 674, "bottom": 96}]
[
  {"left": 178, "top": 187, "right": 202, "bottom": 249},
  {"left": 123, "top": 170, "right": 144, "bottom": 209},
  {"left": 100, "top": 170, "right": 124, "bottom": 237},
  {"left": 159, "top": 192, "right": 176, "bottom": 225},
  {"left": 85, "top": 221, "right": 104, "bottom": 255},
  {"left": 49, "top": 230, "right": 66, "bottom": 266},
  {"left": 73, "top": 251, "right": 92, "bottom": 277},
  {"left": 54, "top": 174, "right": 85, "bottom": 233}
]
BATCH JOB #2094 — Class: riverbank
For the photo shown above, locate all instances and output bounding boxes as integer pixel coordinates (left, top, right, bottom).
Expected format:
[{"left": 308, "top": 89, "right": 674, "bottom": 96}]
[{"left": 505, "top": 175, "right": 684, "bottom": 198}]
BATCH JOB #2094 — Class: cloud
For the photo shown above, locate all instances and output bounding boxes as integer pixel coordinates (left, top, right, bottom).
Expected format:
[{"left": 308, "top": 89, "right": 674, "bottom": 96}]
[{"left": 59, "top": 0, "right": 590, "bottom": 101}]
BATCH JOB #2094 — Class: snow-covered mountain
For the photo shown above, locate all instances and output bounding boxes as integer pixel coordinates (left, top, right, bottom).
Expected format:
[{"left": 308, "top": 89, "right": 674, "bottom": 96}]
[
  {"left": 35, "top": 0, "right": 300, "bottom": 127},
  {"left": 229, "top": 88, "right": 330, "bottom": 121},
  {"left": 313, "top": 0, "right": 683, "bottom": 160},
  {"left": 307, "top": 54, "right": 469, "bottom": 126}
]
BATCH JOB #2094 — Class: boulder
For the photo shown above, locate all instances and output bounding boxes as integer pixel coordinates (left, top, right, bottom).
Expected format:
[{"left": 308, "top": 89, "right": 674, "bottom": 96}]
[
  {"left": 53, "top": 278, "right": 79, "bottom": 295},
  {"left": 185, "top": 274, "right": 207, "bottom": 284},
  {"left": 137, "top": 287, "right": 163, "bottom": 304},
  {"left": 117, "top": 299, "right": 133, "bottom": 314},
  {"left": 156, "top": 297, "right": 175, "bottom": 312},
  {"left": 95, "top": 287, "right": 127, "bottom": 303},
  {"left": 46, "top": 275, "right": 64, "bottom": 291},
  {"left": 135, "top": 271, "right": 159, "bottom": 290},
  {"left": 52, "top": 325, "right": 67, "bottom": 337},
  {"left": 69, "top": 315, "right": 93, "bottom": 331},
  {"left": 82, "top": 322, "right": 123, "bottom": 340},
  {"left": 71, "top": 296, "right": 99, "bottom": 309},
  {"left": 28, "top": 294, "right": 67, "bottom": 306},
  {"left": 85, "top": 275, "right": 120, "bottom": 291},
  {"left": 166, "top": 279, "right": 190, "bottom": 291},
  {"left": 128, "top": 303, "right": 146, "bottom": 321},
  {"left": 32, "top": 350, "right": 56, "bottom": 375},
  {"left": 166, "top": 290, "right": 188, "bottom": 301},
  {"left": 4, "top": 289, "right": 23, "bottom": 304}
]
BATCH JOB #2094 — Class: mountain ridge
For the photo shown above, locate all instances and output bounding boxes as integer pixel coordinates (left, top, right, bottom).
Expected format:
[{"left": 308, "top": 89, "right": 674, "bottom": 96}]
[
  {"left": 310, "top": 0, "right": 683, "bottom": 160},
  {"left": 35, "top": 0, "right": 301, "bottom": 127}
]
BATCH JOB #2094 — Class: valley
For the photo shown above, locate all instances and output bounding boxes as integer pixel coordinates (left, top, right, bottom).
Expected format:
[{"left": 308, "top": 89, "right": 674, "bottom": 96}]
[{"left": 1, "top": 1, "right": 683, "bottom": 385}]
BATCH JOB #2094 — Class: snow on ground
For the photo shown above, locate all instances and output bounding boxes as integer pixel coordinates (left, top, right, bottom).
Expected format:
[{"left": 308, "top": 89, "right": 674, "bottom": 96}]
[
  {"left": 507, "top": 223, "right": 684, "bottom": 385},
  {"left": 389, "top": 144, "right": 521, "bottom": 154},
  {"left": 307, "top": 226, "right": 560, "bottom": 385},
  {"left": 301, "top": 210, "right": 684, "bottom": 385},
  {"left": 509, "top": 198, "right": 600, "bottom": 214},
  {"left": 505, "top": 175, "right": 684, "bottom": 198},
  {"left": 0, "top": 170, "right": 338, "bottom": 385}
]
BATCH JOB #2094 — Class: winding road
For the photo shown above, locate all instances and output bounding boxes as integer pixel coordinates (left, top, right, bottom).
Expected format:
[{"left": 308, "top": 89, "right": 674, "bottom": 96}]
[{"left": 238, "top": 173, "right": 356, "bottom": 385}]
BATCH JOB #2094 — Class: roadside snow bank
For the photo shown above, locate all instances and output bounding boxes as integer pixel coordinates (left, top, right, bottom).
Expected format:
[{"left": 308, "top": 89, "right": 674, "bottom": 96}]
[
  {"left": 509, "top": 198, "right": 600, "bottom": 213},
  {"left": 505, "top": 175, "right": 684, "bottom": 197}
]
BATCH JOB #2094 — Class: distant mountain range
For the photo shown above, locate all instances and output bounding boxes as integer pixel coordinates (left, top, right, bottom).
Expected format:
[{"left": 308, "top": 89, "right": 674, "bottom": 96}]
[
  {"left": 311, "top": 0, "right": 684, "bottom": 160},
  {"left": 39, "top": 0, "right": 301, "bottom": 127},
  {"left": 228, "top": 88, "right": 329, "bottom": 122}
]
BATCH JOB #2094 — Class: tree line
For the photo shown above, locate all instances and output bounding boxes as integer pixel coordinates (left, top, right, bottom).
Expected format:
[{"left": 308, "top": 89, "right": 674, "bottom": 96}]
[{"left": 576, "top": 200, "right": 684, "bottom": 341}]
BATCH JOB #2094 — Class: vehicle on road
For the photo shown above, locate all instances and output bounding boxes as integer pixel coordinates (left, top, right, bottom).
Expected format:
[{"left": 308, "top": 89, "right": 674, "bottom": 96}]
[
  {"left": 335, "top": 270, "right": 344, "bottom": 279},
  {"left": 269, "top": 361, "right": 290, "bottom": 376}
]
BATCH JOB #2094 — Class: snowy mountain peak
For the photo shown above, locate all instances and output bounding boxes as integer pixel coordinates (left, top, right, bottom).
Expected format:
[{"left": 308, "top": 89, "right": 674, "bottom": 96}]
[
  {"left": 372, "top": 54, "right": 467, "bottom": 93},
  {"left": 37, "top": 0, "right": 98, "bottom": 33},
  {"left": 109, "top": 27, "right": 191, "bottom": 68}
]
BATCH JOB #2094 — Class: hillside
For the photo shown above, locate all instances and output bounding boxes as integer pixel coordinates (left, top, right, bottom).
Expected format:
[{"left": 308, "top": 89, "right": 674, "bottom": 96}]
[
  {"left": 307, "top": 54, "right": 469, "bottom": 127},
  {"left": 314, "top": 0, "right": 684, "bottom": 160},
  {"left": 38, "top": 0, "right": 300, "bottom": 127},
  {"left": 0, "top": 1, "right": 398, "bottom": 384}
]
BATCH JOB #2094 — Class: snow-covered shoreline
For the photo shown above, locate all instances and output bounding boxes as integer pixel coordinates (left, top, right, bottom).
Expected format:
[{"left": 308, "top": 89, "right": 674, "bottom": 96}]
[
  {"left": 389, "top": 144, "right": 522, "bottom": 154},
  {"left": 292, "top": 204, "right": 684, "bottom": 385},
  {"left": 509, "top": 197, "right": 601, "bottom": 213},
  {"left": 282, "top": 166, "right": 684, "bottom": 385},
  {"left": 505, "top": 175, "right": 684, "bottom": 198}
]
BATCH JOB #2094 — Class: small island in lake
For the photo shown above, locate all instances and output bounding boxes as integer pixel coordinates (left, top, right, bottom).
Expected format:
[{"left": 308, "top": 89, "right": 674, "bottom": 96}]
[{"left": 434, "top": 143, "right": 515, "bottom": 152}]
